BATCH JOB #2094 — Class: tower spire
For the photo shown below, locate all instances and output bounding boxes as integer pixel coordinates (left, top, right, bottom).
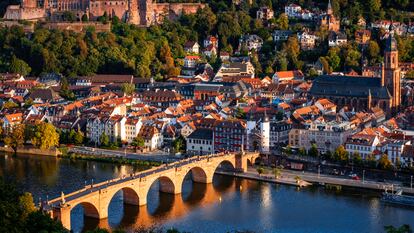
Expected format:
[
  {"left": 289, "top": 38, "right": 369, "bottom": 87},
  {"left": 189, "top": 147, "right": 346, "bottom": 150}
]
[{"left": 327, "top": 0, "right": 333, "bottom": 15}]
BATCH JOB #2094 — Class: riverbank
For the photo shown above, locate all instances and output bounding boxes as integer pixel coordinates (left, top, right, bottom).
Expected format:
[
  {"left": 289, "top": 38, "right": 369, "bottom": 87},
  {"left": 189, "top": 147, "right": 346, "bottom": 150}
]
[
  {"left": 0, "top": 146, "right": 61, "bottom": 156},
  {"left": 216, "top": 170, "right": 311, "bottom": 187},
  {"left": 218, "top": 168, "right": 414, "bottom": 195},
  {"left": 59, "top": 152, "right": 161, "bottom": 168}
]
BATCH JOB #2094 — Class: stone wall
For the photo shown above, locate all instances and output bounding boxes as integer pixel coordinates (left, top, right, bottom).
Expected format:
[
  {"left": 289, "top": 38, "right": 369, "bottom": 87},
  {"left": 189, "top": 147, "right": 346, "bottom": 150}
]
[
  {"left": 0, "top": 21, "right": 35, "bottom": 33},
  {"left": 89, "top": 0, "right": 129, "bottom": 21},
  {"left": 3, "top": 5, "right": 46, "bottom": 21},
  {"left": 42, "top": 22, "right": 111, "bottom": 32},
  {"left": 0, "top": 146, "right": 61, "bottom": 156}
]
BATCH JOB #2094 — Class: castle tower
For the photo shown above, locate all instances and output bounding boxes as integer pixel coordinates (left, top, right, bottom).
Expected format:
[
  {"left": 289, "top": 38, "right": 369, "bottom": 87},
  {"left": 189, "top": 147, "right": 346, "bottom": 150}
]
[
  {"left": 384, "top": 29, "right": 401, "bottom": 112},
  {"left": 260, "top": 111, "right": 270, "bottom": 154},
  {"left": 127, "top": 0, "right": 140, "bottom": 25}
]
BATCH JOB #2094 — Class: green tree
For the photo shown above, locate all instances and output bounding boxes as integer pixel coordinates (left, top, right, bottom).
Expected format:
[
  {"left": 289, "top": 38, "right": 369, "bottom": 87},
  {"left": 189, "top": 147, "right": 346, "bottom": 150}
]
[
  {"left": 308, "top": 144, "right": 319, "bottom": 157},
  {"left": 378, "top": 154, "right": 392, "bottom": 170},
  {"left": 74, "top": 131, "right": 84, "bottom": 145},
  {"left": 257, "top": 167, "right": 264, "bottom": 176},
  {"left": 299, "top": 147, "right": 307, "bottom": 156},
  {"left": 273, "top": 168, "right": 281, "bottom": 179},
  {"left": 384, "top": 224, "right": 412, "bottom": 233},
  {"left": 367, "top": 41, "right": 380, "bottom": 64},
  {"left": 352, "top": 152, "right": 363, "bottom": 166},
  {"left": 0, "top": 178, "right": 67, "bottom": 233},
  {"left": 4, "top": 124, "right": 25, "bottom": 154},
  {"left": 9, "top": 56, "right": 31, "bottom": 76},
  {"left": 172, "top": 136, "right": 186, "bottom": 153},
  {"left": 32, "top": 122, "right": 59, "bottom": 150},
  {"left": 19, "top": 192, "right": 36, "bottom": 220},
  {"left": 2, "top": 101, "right": 19, "bottom": 109},
  {"left": 121, "top": 83, "right": 135, "bottom": 95},
  {"left": 366, "top": 153, "right": 377, "bottom": 168},
  {"left": 100, "top": 132, "right": 110, "bottom": 147},
  {"left": 131, "top": 135, "right": 145, "bottom": 150},
  {"left": 333, "top": 145, "right": 349, "bottom": 163},
  {"left": 276, "top": 13, "right": 289, "bottom": 30},
  {"left": 81, "top": 14, "right": 88, "bottom": 22},
  {"left": 234, "top": 107, "right": 246, "bottom": 119},
  {"left": 327, "top": 47, "right": 341, "bottom": 71},
  {"left": 62, "top": 11, "right": 76, "bottom": 22}
]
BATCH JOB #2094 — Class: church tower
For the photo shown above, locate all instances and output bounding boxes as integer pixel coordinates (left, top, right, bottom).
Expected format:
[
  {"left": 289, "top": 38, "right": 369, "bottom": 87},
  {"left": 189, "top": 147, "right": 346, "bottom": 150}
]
[
  {"left": 327, "top": 0, "right": 333, "bottom": 15},
  {"left": 384, "top": 28, "right": 401, "bottom": 112}
]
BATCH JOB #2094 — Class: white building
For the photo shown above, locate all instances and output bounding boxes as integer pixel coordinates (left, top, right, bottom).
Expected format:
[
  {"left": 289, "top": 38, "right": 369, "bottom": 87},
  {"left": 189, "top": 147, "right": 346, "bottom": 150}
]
[
  {"left": 289, "top": 120, "right": 358, "bottom": 153},
  {"left": 186, "top": 128, "right": 214, "bottom": 155},
  {"left": 284, "top": 3, "right": 302, "bottom": 18},
  {"left": 345, "top": 134, "right": 381, "bottom": 159},
  {"left": 138, "top": 125, "right": 163, "bottom": 151},
  {"left": 328, "top": 31, "right": 348, "bottom": 47},
  {"left": 239, "top": 34, "right": 263, "bottom": 52}
]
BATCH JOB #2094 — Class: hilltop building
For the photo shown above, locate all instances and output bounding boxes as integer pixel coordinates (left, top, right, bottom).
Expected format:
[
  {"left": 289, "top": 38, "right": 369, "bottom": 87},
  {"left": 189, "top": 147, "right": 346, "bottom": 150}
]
[
  {"left": 319, "top": 0, "right": 340, "bottom": 32},
  {"left": 4, "top": 0, "right": 205, "bottom": 26}
]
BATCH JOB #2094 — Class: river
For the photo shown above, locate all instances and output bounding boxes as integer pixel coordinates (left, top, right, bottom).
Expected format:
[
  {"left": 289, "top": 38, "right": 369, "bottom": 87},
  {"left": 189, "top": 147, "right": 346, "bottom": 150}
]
[{"left": 1, "top": 153, "right": 413, "bottom": 233}]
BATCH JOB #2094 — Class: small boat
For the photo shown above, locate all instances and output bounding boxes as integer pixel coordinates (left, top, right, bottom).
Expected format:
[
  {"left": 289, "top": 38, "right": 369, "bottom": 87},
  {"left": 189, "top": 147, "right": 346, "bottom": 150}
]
[{"left": 381, "top": 188, "right": 414, "bottom": 207}]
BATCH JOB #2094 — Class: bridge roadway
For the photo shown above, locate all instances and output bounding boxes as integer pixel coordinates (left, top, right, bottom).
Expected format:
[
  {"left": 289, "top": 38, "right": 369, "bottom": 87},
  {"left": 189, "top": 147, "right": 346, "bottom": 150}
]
[{"left": 44, "top": 152, "right": 260, "bottom": 230}]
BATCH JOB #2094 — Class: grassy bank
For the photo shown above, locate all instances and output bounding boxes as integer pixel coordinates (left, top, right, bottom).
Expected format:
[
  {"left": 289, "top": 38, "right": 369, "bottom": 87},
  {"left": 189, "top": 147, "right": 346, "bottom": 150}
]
[{"left": 58, "top": 150, "right": 161, "bottom": 168}]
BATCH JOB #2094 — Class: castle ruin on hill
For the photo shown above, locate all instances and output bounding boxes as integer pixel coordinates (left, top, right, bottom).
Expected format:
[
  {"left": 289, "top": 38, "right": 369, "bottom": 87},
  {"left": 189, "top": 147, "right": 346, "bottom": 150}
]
[{"left": 3, "top": 0, "right": 205, "bottom": 26}]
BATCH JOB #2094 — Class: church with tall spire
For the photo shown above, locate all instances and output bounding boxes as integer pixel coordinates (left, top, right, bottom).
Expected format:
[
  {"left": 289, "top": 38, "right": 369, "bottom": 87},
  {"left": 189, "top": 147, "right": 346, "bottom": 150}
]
[
  {"left": 319, "top": 0, "right": 340, "bottom": 32},
  {"left": 310, "top": 30, "right": 401, "bottom": 117}
]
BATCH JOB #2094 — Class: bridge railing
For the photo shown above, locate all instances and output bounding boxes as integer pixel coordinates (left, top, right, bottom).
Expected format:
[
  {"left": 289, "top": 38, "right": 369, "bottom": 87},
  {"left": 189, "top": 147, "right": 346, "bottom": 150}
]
[{"left": 45, "top": 152, "right": 253, "bottom": 207}]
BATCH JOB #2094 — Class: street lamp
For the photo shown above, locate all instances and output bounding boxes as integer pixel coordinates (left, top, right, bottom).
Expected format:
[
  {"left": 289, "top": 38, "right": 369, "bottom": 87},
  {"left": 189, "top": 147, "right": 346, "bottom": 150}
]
[
  {"left": 318, "top": 165, "right": 321, "bottom": 178},
  {"left": 363, "top": 170, "right": 365, "bottom": 184}
]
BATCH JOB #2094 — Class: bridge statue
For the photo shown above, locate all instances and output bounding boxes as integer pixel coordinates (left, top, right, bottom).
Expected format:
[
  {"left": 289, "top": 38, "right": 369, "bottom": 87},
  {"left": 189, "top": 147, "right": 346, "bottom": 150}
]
[{"left": 44, "top": 152, "right": 260, "bottom": 230}]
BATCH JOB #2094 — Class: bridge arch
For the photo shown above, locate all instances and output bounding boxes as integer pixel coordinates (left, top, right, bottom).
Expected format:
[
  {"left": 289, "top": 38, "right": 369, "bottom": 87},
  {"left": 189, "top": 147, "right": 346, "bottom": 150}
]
[
  {"left": 214, "top": 159, "right": 236, "bottom": 173},
  {"left": 108, "top": 186, "right": 140, "bottom": 208},
  {"left": 187, "top": 166, "right": 209, "bottom": 183},
  {"left": 149, "top": 175, "right": 176, "bottom": 194},
  {"left": 72, "top": 201, "right": 100, "bottom": 219}
]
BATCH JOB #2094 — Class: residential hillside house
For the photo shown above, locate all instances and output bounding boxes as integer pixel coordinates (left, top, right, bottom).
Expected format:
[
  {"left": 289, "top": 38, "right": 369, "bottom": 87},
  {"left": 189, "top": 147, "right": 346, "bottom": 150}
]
[
  {"left": 184, "top": 41, "right": 200, "bottom": 54},
  {"left": 256, "top": 7, "right": 274, "bottom": 21},
  {"left": 297, "top": 30, "right": 318, "bottom": 50},
  {"left": 285, "top": 3, "right": 302, "bottom": 18},
  {"left": 328, "top": 31, "right": 347, "bottom": 47},
  {"left": 355, "top": 30, "right": 371, "bottom": 45},
  {"left": 214, "top": 61, "right": 255, "bottom": 80},
  {"left": 272, "top": 30, "right": 293, "bottom": 42},
  {"left": 239, "top": 34, "right": 263, "bottom": 52}
]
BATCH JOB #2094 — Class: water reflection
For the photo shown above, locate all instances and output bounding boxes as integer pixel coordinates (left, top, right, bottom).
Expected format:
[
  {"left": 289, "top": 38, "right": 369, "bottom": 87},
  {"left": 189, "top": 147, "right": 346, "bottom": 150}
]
[{"left": 2, "top": 154, "right": 414, "bottom": 233}]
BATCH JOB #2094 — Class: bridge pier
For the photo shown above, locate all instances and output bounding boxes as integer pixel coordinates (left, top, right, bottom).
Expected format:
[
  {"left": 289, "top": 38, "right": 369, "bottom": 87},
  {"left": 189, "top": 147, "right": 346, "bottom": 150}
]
[{"left": 52, "top": 205, "right": 72, "bottom": 231}]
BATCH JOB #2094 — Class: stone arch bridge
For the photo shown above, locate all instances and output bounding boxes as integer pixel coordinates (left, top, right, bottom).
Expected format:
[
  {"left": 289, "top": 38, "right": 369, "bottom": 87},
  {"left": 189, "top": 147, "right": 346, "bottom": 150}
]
[{"left": 45, "top": 152, "right": 260, "bottom": 230}]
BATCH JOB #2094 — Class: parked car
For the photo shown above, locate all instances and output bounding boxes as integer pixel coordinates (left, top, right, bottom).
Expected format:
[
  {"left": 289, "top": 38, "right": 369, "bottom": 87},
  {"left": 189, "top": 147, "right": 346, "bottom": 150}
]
[{"left": 352, "top": 175, "right": 360, "bottom": 180}]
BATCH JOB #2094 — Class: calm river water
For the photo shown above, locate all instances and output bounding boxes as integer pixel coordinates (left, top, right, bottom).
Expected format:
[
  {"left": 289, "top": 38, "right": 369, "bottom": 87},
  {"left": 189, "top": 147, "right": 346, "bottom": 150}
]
[{"left": 1, "top": 153, "right": 413, "bottom": 233}]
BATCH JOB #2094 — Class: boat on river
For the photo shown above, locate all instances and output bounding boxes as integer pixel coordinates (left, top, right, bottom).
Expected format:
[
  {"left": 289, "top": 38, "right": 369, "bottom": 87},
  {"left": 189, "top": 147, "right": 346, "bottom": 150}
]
[{"left": 381, "top": 189, "right": 414, "bottom": 207}]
